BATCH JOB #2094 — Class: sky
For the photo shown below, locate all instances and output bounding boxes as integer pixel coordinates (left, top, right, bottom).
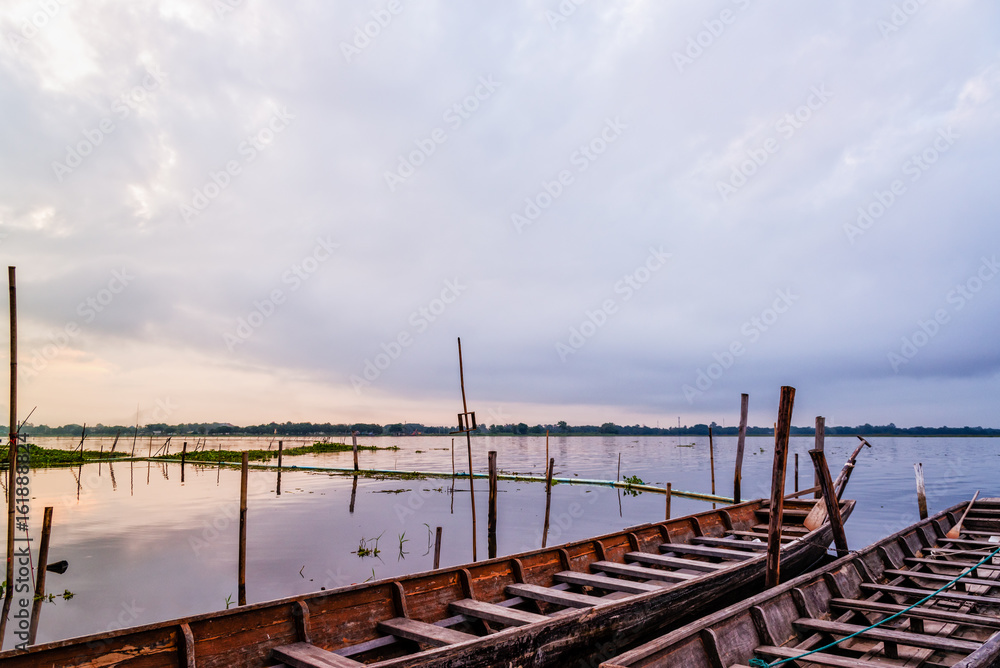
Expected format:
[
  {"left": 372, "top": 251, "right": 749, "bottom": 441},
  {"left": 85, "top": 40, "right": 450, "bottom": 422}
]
[{"left": 1, "top": 1, "right": 999, "bottom": 430}]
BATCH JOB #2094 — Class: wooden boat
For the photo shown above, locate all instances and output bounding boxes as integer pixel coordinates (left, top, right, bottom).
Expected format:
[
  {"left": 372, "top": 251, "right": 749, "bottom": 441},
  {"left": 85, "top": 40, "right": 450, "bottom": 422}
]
[
  {"left": 603, "top": 495, "right": 1000, "bottom": 668},
  {"left": 0, "top": 493, "right": 853, "bottom": 668}
]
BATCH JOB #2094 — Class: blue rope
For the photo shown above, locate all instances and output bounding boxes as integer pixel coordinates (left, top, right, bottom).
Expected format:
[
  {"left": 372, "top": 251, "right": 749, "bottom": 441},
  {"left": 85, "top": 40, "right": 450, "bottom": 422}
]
[{"left": 751, "top": 543, "right": 1000, "bottom": 667}]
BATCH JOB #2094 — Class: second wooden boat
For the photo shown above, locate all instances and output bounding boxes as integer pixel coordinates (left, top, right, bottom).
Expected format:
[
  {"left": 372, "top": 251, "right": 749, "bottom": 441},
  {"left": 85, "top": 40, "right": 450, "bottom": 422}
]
[{"left": 603, "top": 495, "right": 1000, "bottom": 668}]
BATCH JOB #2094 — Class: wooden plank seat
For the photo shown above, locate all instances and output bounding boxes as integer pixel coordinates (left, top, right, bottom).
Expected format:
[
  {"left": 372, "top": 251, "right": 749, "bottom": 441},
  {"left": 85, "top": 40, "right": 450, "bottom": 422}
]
[
  {"left": 625, "top": 551, "right": 728, "bottom": 571},
  {"left": 750, "top": 523, "right": 809, "bottom": 535},
  {"left": 592, "top": 560, "right": 695, "bottom": 583},
  {"left": 272, "top": 642, "right": 362, "bottom": 668},
  {"left": 793, "top": 618, "right": 983, "bottom": 654},
  {"left": 553, "top": 570, "right": 662, "bottom": 594},
  {"left": 726, "top": 530, "right": 796, "bottom": 542},
  {"left": 755, "top": 645, "right": 915, "bottom": 667},
  {"left": 905, "top": 556, "right": 1000, "bottom": 572},
  {"left": 657, "top": 543, "right": 756, "bottom": 561},
  {"left": 860, "top": 582, "right": 1000, "bottom": 607},
  {"left": 829, "top": 598, "right": 1000, "bottom": 629},
  {"left": 448, "top": 599, "right": 548, "bottom": 627},
  {"left": 375, "top": 617, "right": 476, "bottom": 647},
  {"left": 505, "top": 583, "right": 607, "bottom": 608},
  {"left": 938, "top": 537, "right": 1000, "bottom": 548},
  {"left": 883, "top": 569, "right": 1000, "bottom": 590},
  {"left": 691, "top": 536, "right": 768, "bottom": 551},
  {"left": 755, "top": 507, "right": 810, "bottom": 519}
]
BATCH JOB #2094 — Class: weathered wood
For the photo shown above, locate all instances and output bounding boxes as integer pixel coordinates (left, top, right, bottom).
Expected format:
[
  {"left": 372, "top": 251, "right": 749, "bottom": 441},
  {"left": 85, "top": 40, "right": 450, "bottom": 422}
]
[
  {"left": 793, "top": 617, "right": 982, "bottom": 653},
  {"left": 665, "top": 481, "right": 671, "bottom": 520},
  {"left": 178, "top": 623, "right": 196, "bottom": 668},
  {"left": 808, "top": 449, "right": 849, "bottom": 556},
  {"left": 659, "top": 543, "right": 756, "bottom": 561},
  {"left": 829, "top": 597, "right": 1000, "bottom": 629},
  {"left": 448, "top": 598, "right": 547, "bottom": 626},
  {"left": 915, "top": 462, "right": 928, "bottom": 520},
  {"left": 487, "top": 450, "right": 497, "bottom": 560},
  {"left": 456, "top": 338, "right": 477, "bottom": 563},
  {"left": 859, "top": 582, "right": 1000, "bottom": 606},
  {"left": 708, "top": 426, "right": 716, "bottom": 499},
  {"left": 272, "top": 642, "right": 362, "bottom": 667},
  {"left": 554, "top": 570, "right": 661, "bottom": 594},
  {"left": 352, "top": 433, "right": 358, "bottom": 472},
  {"left": 591, "top": 561, "right": 694, "bottom": 583},
  {"left": 883, "top": 569, "right": 1000, "bottom": 589},
  {"left": 766, "top": 386, "right": 795, "bottom": 588},
  {"left": 1, "top": 266, "right": 16, "bottom": 650},
  {"left": 239, "top": 451, "right": 249, "bottom": 606},
  {"left": 691, "top": 536, "right": 768, "bottom": 552},
  {"left": 814, "top": 416, "right": 824, "bottom": 498},
  {"left": 734, "top": 393, "right": 748, "bottom": 504},
  {"left": 27, "top": 506, "right": 54, "bottom": 644},
  {"left": 947, "top": 491, "right": 981, "bottom": 538},
  {"left": 625, "top": 552, "right": 727, "bottom": 572},
  {"left": 755, "top": 645, "right": 902, "bottom": 667},
  {"left": 376, "top": 617, "right": 475, "bottom": 647},
  {"left": 505, "top": 583, "right": 605, "bottom": 608},
  {"left": 433, "top": 527, "right": 443, "bottom": 570}
]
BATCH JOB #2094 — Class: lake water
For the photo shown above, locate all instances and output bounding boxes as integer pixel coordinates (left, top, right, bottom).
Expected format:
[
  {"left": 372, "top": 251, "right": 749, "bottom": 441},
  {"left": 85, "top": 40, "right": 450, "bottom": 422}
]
[{"left": 2, "top": 434, "right": 996, "bottom": 648}]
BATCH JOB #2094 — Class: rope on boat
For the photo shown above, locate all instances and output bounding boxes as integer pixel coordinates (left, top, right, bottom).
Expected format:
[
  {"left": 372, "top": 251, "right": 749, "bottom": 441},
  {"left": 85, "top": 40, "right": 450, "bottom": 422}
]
[{"left": 749, "top": 543, "right": 1000, "bottom": 667}]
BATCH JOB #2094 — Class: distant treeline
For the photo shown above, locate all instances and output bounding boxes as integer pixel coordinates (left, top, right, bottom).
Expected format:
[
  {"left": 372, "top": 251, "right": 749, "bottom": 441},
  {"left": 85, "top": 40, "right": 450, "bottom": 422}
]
[{"left": 20, "top": 420, "right": 1000, "bottom": 437}]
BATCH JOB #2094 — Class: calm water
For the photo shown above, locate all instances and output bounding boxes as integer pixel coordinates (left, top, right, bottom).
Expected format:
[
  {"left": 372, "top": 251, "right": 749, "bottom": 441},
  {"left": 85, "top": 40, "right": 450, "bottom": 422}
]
[{"left": 2, "top": 434, "right": 996, "bottom": 647}]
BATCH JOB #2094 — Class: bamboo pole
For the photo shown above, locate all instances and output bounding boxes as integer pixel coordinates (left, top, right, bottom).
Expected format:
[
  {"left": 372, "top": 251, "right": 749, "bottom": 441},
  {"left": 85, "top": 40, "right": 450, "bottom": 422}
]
[
  {"left": 238, "top": 452, "right": 248, "bottom": 606},
  {"left": 809, "top": 448, "right": 849, "bottom": 557},
  {"left": 814, "top": 416, "right": 825, "bottom": 498},
  {"left": 180, "top": 442, "right": 187, "bottom": 483},
  {"left": 1, "top": 266, "right": 17, "bottom": 649},
  {"left": 130, "top": 405, "right": 139, "bottom": 458},
  {"left": 665, "top": 482, "right": 672, "bottom": 520},
  {"left": 734, "top": 393, "right": 748, "bottom": 504},
  {"left": 765, "top": 386, "right": 795, "bottom": 588},
  {"left": 915, "top": 462, "right": 928, "bottom": 520},
  {"left": 488, "top": 450, "right": 497, "bottom": 560},
  {"left": 542, "top": 457, "right": 554, "bottom": 548},
  {"left": 276, "top": 440, "right": 282, "bottom": 496},
  {"left": 28, "top": 507, "right": 53, "bottom": 644},
  {"left": 456, "top": 338, "right": 477, "bottom": 562},
  {"left": 433, "top": 527, "right": 443, "bottom": 570},
  {"left": 708, "top": 426, "right": 716, "bottom": 498}
]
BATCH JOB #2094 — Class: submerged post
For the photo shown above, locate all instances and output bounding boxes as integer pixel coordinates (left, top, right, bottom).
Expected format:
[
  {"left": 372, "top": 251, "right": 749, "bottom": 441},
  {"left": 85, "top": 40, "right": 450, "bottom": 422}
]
[
  {"left": 28, "top": 506, "right": 54, "bottom": 644},
  {"left": 794, "top": 452, "right": 799, "bottom": 493},
  {"left": 456, "top": 337, "right": 477, "bottom": 562},
  {"left": 349, "top": 475, "right": 358, "bottom": 514},
  {"left": 809, "top": 448, "right": 849, "bottom": 557},
  {"left": 239, "top": 452, "right": 248, "bottom": 606},
  {"left": 765, "top": 386, "right": 795, "bottom": 588},
  {"left": 665, "top": 482, "right": 672, "bottom": 520},
  {"left": 433, "top": 526, "right": 443, "bottom": 570},
  {"left": 352, "top": 432, "right": 359, "bottom": 472},
  {"left": 181, "top": 441, "right": 187, "bottom": 483},
  {"left": 814, "top": 416, "right": 825, "bottom": 498},
  {"left": 276, "top": 440, "right": 283, "bottom": 496},
  {"left": 488, "top": 450, "right": 497, "bottom": 559},
  {"left": 708, "top": 425, "right": 716, "bottom": 499},
  {"left": 734, "top": 393, "right": 748, "bottom": 504},
  {"left": 915, "top": 462, "right": 928, "bottom": 520},
  {"left": 542, "top": 457, "right": 554, "bottom": 548}
]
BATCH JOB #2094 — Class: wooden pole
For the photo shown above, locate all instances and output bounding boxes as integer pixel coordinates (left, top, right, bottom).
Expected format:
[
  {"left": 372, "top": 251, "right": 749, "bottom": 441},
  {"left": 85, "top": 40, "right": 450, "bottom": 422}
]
[
  {"left": 488, "top": 450, "right": 497, "bottom": 559},
  {"left": 545, "top": 429, "right": 549, "bottom": 473},
  {"left": 915, "top": 462, "right": 928, "bottom": 520},
  {"left": 542, "top": 457, "right": 554, "bottom": 548},
  {"left": 349, "top": 475, "right": 357, "bottom": 514},
  {"left": 28, "top": 506, "right": 54, "bottom": 644},
  {"left": 352, "top": 433, "right": 358, "bottom": 472},
  {"left": 181, "top": 441, "right": 187, "bottom": 483},
  {"left": 457, "top": 337, "right": 477, "bottom": 562},
  {"left": 809, "top": 448, "right": 849, "bottom": 557},
  {"left": 734, "top": 393, "right": 748, "bottom": 504},
  {"left": 276, "top": 440, "right": 283, "bottom": 496},
  {"left": 110, "top": 429, "right": 121, "bottom": 455},
  {"left": 814, "top": 416, "right": 825, "bottom": 498},
  {"left": 433, "top": 526, "right": 443, "bottom": 570},
  {"left": 665, "top": 482, "right": 672, "bottom": 520},
  {"left": 794, "top": 452, "right": 799, "bottom": 493},
  {"left": 451, "top": 438, "right": 455, "bottom": 477},
  {"left": 238, "top": 452, "right": 248, "bottom": 606},
  {"left": 708, "top": 426, "right": 716, "bottom": 498},
  {"left": 130, "top": 404, "right": 139, "bottom": 457},
  {"left": 765, "top": 386, "right": 795, "bottom": 588},
  {"left": 1, "top": 266, "right": 17, "bottom": 648}
]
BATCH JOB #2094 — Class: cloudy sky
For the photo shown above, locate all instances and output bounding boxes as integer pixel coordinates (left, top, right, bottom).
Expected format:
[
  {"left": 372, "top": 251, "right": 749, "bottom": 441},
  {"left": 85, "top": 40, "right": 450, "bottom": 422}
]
[{"left": 1, "top": 1, "right": 998, "bottom": 429}]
